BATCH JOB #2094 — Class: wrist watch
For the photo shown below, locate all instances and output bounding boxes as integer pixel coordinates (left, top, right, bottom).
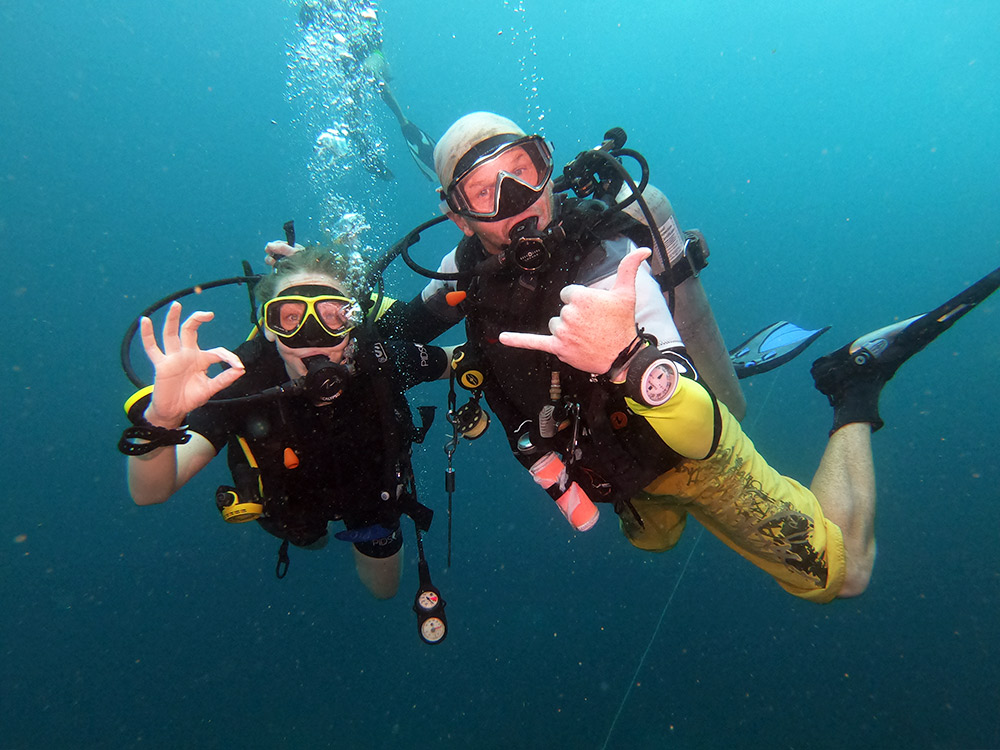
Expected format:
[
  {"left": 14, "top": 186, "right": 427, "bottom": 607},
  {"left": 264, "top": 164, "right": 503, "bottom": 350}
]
[{"left": 624, "top": 346, "right": 680, "bottom": 407}]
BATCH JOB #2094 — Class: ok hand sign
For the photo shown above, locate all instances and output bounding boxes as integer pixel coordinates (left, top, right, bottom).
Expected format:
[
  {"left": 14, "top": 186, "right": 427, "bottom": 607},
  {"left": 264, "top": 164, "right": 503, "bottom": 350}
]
[{"left": 139, "top": 301, "right": 246, "bottom": 427}]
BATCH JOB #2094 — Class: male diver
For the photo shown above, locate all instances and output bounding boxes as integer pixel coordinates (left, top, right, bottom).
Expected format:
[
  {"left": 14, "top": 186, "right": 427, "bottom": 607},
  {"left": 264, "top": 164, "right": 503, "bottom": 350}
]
[
  {"left": 122, "top": 246, "right": 450, "bottom": 600},
  {"left": 375, "top": 112, "right": 998, "bottom": 601}
]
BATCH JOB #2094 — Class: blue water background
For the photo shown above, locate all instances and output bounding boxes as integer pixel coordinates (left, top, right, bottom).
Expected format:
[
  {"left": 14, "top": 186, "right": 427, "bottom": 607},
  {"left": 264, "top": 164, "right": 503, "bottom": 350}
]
[{"left": 2, "top": 1, "right": 999, "bottom": 748}]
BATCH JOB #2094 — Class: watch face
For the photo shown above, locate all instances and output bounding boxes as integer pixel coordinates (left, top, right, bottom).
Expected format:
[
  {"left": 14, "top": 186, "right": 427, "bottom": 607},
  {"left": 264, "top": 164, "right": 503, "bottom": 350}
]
[
  {"left": 417, "top": 591, "right": 439, "bottom": 611},
  {"left": 420, "top": 617, "right": 446, "bottom": 643},
  {"left": 642, "top": 361, "right": 679, "bottom": 406}
]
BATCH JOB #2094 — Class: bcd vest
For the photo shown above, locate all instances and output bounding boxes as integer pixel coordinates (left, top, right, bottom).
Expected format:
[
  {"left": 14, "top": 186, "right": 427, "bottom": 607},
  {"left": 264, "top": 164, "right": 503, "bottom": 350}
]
[
  {"left": 225, "top": 332, "right": 433, "bottom": 534},
  {"left": 454, "top": 199, "right": 685, "bottom": 518}
]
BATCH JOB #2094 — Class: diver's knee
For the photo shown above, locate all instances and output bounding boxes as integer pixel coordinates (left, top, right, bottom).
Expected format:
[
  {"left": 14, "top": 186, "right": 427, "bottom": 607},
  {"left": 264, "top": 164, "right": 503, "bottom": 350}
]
[
  {"left": 836, "top": 543, "right": 876, "bottom": 598},
  {"left": 353, "top": 545, "right": 403, "bottom": 600}
]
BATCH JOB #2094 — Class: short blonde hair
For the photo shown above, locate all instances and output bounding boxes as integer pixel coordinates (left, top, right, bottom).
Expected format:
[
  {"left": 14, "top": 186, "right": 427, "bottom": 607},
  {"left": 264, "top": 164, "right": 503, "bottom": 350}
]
[{"left": 254, "top": 245, "right": 363, "bottom": 304}]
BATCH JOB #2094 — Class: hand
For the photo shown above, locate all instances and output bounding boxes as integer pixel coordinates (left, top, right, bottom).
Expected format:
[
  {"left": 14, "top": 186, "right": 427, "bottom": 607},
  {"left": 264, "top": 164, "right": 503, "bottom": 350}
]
[
  {"left": 264, "top": 240, "right": 304, "bottom": 268},
  {"left": 140, "top": 302, "right": 245, "bottom": 427},
  {"left": 499, "top": 248, "right": 651, "bottom": 373}
]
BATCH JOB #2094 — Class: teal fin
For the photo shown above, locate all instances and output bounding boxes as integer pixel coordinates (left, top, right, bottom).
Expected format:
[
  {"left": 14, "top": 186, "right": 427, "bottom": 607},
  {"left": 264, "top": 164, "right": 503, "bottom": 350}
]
[{"left": 730, "top": 321, "right": 831, "bottom": 379}]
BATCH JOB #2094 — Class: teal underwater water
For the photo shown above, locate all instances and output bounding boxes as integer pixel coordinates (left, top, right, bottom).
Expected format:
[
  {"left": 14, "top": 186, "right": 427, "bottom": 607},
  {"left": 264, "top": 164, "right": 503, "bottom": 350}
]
[{"left": 2, "top": 1, "right": 999, "bottom": 748}]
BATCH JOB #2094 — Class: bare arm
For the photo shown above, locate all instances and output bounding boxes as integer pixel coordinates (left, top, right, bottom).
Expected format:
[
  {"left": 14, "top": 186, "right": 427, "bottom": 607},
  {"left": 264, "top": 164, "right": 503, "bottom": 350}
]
[
  {"left": 128, "top": 433, "right": 217, "bottom": 505},
  {"left": 263, "top": 240, "right": 304, "bottom": 267},
  {"left": 125, "top": 302, "right": 245, "bottom": 505}
]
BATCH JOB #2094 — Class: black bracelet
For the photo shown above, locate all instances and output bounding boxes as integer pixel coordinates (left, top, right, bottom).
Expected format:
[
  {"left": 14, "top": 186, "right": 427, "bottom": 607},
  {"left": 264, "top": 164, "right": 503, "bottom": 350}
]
[
  {"left": 607, "top": 328, "right": 657, "bottom": 375},
  {"left": 118, "top": 423, "right": 192, "bottom": 456}
]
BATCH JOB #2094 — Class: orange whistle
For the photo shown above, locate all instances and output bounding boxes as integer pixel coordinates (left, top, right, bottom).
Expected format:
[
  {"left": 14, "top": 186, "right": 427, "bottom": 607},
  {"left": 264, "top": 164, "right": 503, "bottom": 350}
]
[
  {"left": 445, "top": 290, "right": 467, "bottom": 306},
  {"left": 283, "top": 447, "right": 300, "bottom": 469}
]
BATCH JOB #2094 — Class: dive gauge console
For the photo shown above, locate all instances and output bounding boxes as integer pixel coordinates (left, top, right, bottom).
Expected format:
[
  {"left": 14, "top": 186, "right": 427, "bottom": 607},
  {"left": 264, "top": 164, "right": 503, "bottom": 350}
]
[{"left": 624, "top": 346, "right": 680, "bottom": 407}]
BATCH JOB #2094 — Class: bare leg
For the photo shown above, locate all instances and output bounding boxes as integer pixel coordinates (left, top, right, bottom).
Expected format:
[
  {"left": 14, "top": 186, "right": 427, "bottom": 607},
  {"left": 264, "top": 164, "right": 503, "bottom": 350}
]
[
  {"left": 809, "top": 423, "right": 876, "bottom": 597},
  {"left": 809, "top": 267, "right": 1000, "bottom": 598},
  {"left": 353, "top": 546, "right": 403, "bottom": 600}
]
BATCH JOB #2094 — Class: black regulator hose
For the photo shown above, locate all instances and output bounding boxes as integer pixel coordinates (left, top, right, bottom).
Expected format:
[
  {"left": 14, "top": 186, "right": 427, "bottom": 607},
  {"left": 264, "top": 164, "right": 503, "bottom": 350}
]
[
  {"left": 366, "top": 213, "right": 468, "bottom": 289},
  {"left": 604, "top": 148, "right": 650, "bottom": 212},
  {"left": 583, "top": 147, "right": 675, "bottom": 312},
  {"left": 120, "top": 275, "right": 261, "bottom": 389}
]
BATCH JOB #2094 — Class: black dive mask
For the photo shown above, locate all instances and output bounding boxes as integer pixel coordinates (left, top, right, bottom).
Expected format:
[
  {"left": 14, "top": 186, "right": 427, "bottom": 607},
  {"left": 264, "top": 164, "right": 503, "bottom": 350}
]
[
  {"left": 501, "top": 216, "right": 565, "bottom": 273},
  {"left": 264, "top": 284, "right": 356, "bottom": 349},
  {"left": 443, "top": 135, "right": 553, "bottom": 222},
  {"left": 493, "top": 175, "right": 547, "bottom": 223}
]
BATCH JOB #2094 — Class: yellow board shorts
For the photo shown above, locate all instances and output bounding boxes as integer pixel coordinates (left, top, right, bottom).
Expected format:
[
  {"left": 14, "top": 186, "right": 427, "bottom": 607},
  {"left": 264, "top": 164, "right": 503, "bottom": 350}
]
[{"left": 620, "top": 406, "right": 847, "bottom": 603}]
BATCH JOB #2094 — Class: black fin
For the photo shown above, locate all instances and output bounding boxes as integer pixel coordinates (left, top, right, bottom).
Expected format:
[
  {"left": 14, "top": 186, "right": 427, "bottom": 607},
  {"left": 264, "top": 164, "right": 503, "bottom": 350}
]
[
  {"left": 380, "top": 83, "right": 437, "bottom": 181},
  {"left": 869, "top": 264, "right": 1000, "bottom": 362}
]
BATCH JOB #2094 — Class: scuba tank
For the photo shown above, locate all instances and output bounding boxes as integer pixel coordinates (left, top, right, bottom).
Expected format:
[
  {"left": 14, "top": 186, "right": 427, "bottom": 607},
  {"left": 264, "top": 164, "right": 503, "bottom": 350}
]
[{"left": 616, "top": 182, "right": 744, "bottom": 419}]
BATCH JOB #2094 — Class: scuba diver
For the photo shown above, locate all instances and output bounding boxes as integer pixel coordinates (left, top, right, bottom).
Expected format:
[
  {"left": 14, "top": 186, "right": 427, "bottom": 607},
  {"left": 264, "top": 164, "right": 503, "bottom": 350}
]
[
  {"left": 350, "top": 111, "right": 997, "bottom": 602},
  {"left": 120, "top": 244, "right": 452, "bottom": 640},
  {"left": 296, "top": 0, "right": 437, "bottom": 182}
]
